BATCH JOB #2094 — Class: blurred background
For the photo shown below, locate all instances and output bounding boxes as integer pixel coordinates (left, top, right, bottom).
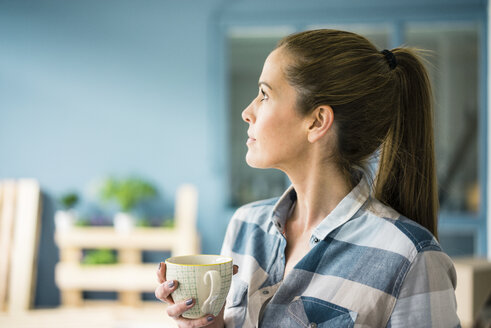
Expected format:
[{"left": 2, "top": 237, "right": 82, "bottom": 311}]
[{"left": 0, "top": 0, "right": 489, "bottom": 327}]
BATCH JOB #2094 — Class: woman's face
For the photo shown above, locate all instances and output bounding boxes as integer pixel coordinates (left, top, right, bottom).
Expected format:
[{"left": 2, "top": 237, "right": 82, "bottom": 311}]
[{"left": 242, "top": 48, "right": 310, "bottom": 171}]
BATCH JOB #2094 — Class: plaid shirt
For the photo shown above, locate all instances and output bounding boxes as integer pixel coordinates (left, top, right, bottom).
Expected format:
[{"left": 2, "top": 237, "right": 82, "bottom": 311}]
[{"left": 221, "top": 178, "right": 460, "bottom": 328}]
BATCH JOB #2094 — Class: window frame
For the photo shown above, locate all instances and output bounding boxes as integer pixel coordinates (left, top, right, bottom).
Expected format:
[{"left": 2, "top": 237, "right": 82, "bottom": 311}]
[{"left": 209, "top": 0, "right": 488, "bottom": 256}]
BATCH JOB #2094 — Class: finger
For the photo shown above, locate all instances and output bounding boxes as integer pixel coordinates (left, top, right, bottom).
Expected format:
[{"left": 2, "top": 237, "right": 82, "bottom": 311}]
[
  {"left": 166, "top": 298, "right": 195, "bottom": 318},
  {"left": 233, "top": 265, "right": 239, "bottom": 275},
  {"left": 175, "top": 314, "right": 215, "bottom": 328},
  {"left": 156, "top": 262, "right": 166, "bottom": 283},
  {"left": 155, "top": 279, "right": 178, "bottom": 304}
]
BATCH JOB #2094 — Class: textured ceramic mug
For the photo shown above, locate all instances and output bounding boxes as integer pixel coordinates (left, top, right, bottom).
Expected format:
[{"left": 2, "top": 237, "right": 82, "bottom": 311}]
[{"left": 165, "top": 254, "right": 233, "bottom": 319}]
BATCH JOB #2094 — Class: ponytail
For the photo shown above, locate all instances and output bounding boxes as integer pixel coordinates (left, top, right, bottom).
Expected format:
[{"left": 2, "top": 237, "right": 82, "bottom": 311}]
[
  {"left": 375, "top": 49, "right": 438, "bottom": 237},
  {"left": 278, "top": 30, "right": 438, "bottom": 236}
]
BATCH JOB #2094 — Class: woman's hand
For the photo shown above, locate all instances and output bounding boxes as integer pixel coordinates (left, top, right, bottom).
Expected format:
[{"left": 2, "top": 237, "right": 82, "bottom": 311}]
[{"left": 155, "top": 262, "right": 238, "bottom": 328}]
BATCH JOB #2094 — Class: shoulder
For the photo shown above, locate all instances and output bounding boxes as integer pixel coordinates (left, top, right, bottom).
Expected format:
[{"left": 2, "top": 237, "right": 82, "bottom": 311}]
[
  {"left": 237, "top": 197, "right": 279, "bottom": 211},
  {"left": 221, "top": 197, "right": 282, "bottom": 269},
  {"left": 230, "top": 196, "right": 279, "bottom": 226},
  {"left": 335, "top": 198, "right": 456, "bottom": 301},
  {"left": 339, "top": 197, "right": 442, "bottom": 262},
  {"left": 391, "top": 216, "right": 441, "bottom": 252},
  {"left": 222, "top": 196, "right": 280, "bottom": 250}
]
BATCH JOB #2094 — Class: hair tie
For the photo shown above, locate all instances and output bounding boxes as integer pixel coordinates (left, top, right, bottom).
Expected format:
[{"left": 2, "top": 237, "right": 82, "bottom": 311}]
[{"left": 381, "top": 49, "right": 397, "bottom": 70}]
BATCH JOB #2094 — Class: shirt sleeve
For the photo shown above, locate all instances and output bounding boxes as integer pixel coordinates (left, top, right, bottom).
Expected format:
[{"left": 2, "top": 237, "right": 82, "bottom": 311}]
[{"left": 386, "top": 250, "right": 461, "bottom": 328}]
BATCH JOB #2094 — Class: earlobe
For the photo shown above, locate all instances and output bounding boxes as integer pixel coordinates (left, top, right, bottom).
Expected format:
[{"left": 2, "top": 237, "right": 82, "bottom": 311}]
[{"left": 307, "top": 105, "right": 334, "bottom": 143}]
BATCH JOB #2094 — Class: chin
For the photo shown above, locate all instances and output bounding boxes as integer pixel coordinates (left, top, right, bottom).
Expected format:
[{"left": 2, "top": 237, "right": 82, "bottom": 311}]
[{"left": 245, "top": 152, "right": 267, "bottom": 169}]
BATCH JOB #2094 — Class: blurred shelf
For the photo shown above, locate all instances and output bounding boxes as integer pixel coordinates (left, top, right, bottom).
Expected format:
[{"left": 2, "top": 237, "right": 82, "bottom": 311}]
[
  {"left": 54, "top": 226, "right": 199, "bottom": 307},
  {"left": 54, "top": 184, "right": 200, "bottom": 308}
]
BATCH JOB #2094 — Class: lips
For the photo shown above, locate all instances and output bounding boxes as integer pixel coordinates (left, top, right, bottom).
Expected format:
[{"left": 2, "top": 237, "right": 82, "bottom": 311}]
[
  {"left": 246, "top": 132, "right": 256, "bottom": 145},
  {"left": 246, "top": 129, "right": 256, "bottom": 143}
]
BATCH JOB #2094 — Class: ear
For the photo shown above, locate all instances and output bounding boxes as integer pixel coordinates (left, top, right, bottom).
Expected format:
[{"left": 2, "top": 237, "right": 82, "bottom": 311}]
[{"left": 307, "top": 105, "right": 334, "bottom": 143}]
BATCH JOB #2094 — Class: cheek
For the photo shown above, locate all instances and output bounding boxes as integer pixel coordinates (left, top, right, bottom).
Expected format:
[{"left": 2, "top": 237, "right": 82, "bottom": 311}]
[
  {"left": 257, "top": 117, "right": 284, "bottom": 146},
  {"left": 260, "top": 116, "right": 305, "bottom": 152}
]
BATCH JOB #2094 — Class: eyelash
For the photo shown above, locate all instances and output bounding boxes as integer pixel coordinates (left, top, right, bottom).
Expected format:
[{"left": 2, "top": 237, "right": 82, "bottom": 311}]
[{"left": 260, "top": 89, "right": 268, "bottom": 101}]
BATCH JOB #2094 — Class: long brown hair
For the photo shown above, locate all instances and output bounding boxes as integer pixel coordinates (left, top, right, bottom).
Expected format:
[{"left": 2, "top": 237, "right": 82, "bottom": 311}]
[{"left": 278, "top": 29, "right": 438, "bottom": 237}]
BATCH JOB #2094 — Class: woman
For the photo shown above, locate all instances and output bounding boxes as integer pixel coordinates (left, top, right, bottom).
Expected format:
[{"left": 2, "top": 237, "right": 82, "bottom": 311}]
[{"left": 155, "top": 29, "right": 460, "bottom": 327}]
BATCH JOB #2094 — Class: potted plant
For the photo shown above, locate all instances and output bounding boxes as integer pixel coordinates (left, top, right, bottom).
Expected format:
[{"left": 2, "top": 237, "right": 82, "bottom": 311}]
[
  {"left": 99, "top": 176, "right": 158, "bottom": 233},
  {"left": 82, "top": 249, "right": 117, "bottom": 265},
  {"left": 55, "top": 192, "right": 79, "bottom": 231}
]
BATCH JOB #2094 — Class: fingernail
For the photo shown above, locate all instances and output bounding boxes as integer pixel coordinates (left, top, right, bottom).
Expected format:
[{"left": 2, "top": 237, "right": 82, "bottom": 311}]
[
  {"left": 207, "top": 316, "right": 214, "bottom": 322},
  {"left": 167, "top": 280, "right": 175, "bottom": 288},
  {"left": 185, "top": 298, "right": 193, "bottom": 306},
  {"left": 158, "top": 262, "right": 161, "bottom": 270}
]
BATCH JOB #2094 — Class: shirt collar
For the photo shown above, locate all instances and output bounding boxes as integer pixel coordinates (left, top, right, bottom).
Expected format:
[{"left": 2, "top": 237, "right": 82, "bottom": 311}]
[
  {"left": 270, "top": 177, "right": 371, "bottom": 246},
  {"left": 270, "top": 185, "right": 296, "bottom": 235}
]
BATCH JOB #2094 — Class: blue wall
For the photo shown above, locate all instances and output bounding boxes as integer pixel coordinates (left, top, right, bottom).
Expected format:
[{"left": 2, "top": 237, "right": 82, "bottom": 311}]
[{"left": 0, "top": 0, "right": 227, "bottom": 306}]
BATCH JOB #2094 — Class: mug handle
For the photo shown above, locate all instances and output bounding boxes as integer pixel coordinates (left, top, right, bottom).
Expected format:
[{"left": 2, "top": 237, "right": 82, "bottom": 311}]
[{"left": 201, "top": 270, "right": 221, "bottom": 314}]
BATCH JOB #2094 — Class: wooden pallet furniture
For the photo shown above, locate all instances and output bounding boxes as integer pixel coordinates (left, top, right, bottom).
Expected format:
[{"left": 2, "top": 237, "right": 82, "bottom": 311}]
[
  {"left": 54, "top": 184, "right": 200, "bottom": 307},
  {"left": 0, "top": 179, "right": 42, "bottom": 313},
  {"left": 453, "top": 257, "right": 491, "bottom": 328}
]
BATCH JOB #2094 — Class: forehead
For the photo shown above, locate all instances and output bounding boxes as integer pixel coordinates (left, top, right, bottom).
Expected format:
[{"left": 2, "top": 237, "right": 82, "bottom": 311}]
[{"left": 259, "top": 47, "right": 291, "bottom": 87}]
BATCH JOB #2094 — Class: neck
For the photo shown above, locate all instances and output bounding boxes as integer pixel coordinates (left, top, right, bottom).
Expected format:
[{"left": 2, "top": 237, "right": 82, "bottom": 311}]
[{"left": 284, "top": 161, "right": 352, "bottom": 234}]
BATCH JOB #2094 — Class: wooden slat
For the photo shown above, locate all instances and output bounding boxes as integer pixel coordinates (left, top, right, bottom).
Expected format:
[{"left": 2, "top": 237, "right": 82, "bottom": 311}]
[
  {"left": 0, "top": 180, "right": 17, "bottom": 312},
  {"left": 55, "top": 263, "right": 159, "bottom": 291},
  {"left": 173, "top": 184, "right": 200, "bottom": 256},
  {"left": 55, "top": 227, "right": 179, "bottom": 250},
  {"left": 118, "top": 249, "right": 143, "bottom": 306},
  {"left": 8, "top": 179, "right": 42, "bottom": 312},
  {"left": 118, "top": 291, "right": 141, "bottom": 307},
  {"left": 60, "top": 290, "right": 83, "bottom": 307},
  {"left": 175, "top": 184, "right": 198, "bottom": 231}
]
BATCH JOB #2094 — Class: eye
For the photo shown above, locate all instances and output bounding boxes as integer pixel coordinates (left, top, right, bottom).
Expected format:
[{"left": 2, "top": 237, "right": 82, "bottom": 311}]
[{"left": 260, "top": 88, "right": 269, "bottom": 102}]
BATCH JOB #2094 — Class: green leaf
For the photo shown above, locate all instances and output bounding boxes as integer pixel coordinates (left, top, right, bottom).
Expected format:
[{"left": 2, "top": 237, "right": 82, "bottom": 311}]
[
  {"left": 99, "top": 176, "right": 158, "bottom": 213},
  {"left": 60, "top": 192, "right": 79, "bottom": 210},
  {"left": 82, "top": 249, "right": 117, "bottom": 265}
]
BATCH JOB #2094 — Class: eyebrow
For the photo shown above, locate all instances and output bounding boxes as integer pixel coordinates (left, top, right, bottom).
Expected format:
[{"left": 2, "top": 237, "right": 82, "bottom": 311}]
[{"left": 258, "top": 81, "right": 273, "bottom": 90}]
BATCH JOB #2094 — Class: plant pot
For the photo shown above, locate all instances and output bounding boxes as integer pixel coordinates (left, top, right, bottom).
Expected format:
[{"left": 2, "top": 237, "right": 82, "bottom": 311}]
[
  {"left": 113, "top": 212, "right": 135, "bottom": 234},
  {"left": 54, "top": 210, "right": 76, "bottom": 232}
]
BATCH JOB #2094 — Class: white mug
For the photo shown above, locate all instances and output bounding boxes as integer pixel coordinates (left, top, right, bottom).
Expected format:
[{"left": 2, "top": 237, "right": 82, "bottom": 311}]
[{"left": 165, "top": 254, "right": 233, "bottom": 319}]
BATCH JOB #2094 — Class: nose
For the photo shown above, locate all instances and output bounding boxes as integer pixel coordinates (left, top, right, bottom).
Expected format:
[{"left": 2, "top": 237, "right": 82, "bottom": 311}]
[{"left": 242, "top": 101, "right": 254, "bottom": 123}]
